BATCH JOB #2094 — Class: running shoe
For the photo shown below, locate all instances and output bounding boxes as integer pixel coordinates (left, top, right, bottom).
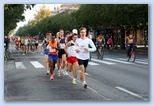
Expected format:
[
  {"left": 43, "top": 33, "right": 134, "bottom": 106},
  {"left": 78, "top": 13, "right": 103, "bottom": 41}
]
[
  {"left": 50, "top": 76, "right": 54, "bottom": 80},
  {"left": 58, "top": 70, "right": 61, "bottom": 77},
  {"left": 46, "top": 70, "right": 50, "bottom": 75},
  {"left": 65, "top": 71, "right": 68, "bottom": 75},
  {"left": 83, "top": 82, "right": 87, "bottom": 89},
  {"left": 72, "top": 79, "right": 77, "bottom": 85},
  {"left": 50, "top": 71, "right": 55, "bottom": 80},
  {"left": 62, "top": 70, "right": 66, "bottom": 76}
]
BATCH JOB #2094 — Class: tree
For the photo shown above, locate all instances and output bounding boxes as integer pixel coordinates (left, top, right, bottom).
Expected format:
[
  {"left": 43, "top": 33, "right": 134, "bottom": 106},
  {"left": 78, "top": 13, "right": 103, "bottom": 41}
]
[
  {"left": 34, "top": 4, "right": 51, "bottom": 20},
  {"left": 4, "top": 4, "right": 35, "bottom": 35}
]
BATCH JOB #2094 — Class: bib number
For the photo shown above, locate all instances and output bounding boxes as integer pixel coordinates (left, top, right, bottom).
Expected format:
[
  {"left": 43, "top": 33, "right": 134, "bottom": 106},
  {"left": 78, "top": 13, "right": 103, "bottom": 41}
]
[
  {"left": 49, "top": 47, "right": 56, "bottom": 52},
  {"left": 60, "top": 43, "right": 65, "bottom": 49}
]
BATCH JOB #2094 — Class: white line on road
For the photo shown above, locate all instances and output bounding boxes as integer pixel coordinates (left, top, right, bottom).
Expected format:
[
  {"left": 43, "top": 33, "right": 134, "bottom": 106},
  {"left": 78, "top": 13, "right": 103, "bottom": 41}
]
[
  {"left": 104, "top": 58, "right": 132, "bottom": 64},
  {"left": 15, "top": 56, "right": 43, "bottom": 58},
  {"left": 78, "top": 70, "right": 91, "bottom": 76},
  {"left": 117, "top": 58, "right": 148, "bottom": 65},
  {"left": 88, "top": 61, "right": 99, "bottom": 65},
  {"left": 91, "top": 58, "right": 116, "bottom": 65},
  {"left": 15, "top": 62, "right": 26, "bottom": 69},
  {"left": 115, "top": 86, "right": 148, "bottom": 100},
  {"left": 67, "top": 74, "right": 110, "bottom": 100},
  {"left": 30, "top": 61, "right": 44, "bottom": 68}
]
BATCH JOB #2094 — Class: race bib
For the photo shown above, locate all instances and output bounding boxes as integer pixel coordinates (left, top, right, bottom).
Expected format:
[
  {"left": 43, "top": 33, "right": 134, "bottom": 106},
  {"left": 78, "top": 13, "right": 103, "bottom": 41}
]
[
  {"left": 16, "top": 42, "right": 19, "bottom": 44},
  {"left": 128, "top": 39, "right": 133, "bottom": 43},
  {"left": 49, "top": 47, "right": 56, "bottom": 52},
  {"left": 60, "top": 43, "right": 65, "bottom": 49},
  {"left": 98, "top": 39, "right": 102, "bottom": 42}
]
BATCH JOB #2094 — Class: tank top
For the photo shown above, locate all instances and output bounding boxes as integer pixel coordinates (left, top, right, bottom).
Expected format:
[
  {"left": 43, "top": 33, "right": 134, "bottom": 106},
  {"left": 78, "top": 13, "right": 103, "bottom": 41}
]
[
  {"left": 48, "top": 40, "right": 58, "bottom": 55},
  {"left": 43, "top": 39, "right": 49, "bottom": 49},
  {"left": 67, "top": 40, "right": 77, "bottom": 57},
  {"left": 59, "top": 38, "right": 66, "bottom": 49},
  {"left": 127, "top": 37, "right": 134, "bottom": 44}
]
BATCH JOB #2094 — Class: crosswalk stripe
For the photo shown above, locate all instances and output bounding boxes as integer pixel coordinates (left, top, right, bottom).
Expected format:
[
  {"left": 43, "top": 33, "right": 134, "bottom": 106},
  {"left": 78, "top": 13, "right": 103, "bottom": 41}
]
[
  {"left": 30, "top": 61, "right": 44, "bottom": 68},
  {"left": 91, "top": 58, "right": 116, "bottom": 65},
  {"left": 88, "top": 61, "right": 99, "bottom": 65},
  {"left": 103, "top": 58, "right": 132, "bottom": 64},
  {"left": 15, "top": 62, "right": 26, "bottom": 69},
  {"left": 117, "top": 58, "right": 148, "bottom": 64}
]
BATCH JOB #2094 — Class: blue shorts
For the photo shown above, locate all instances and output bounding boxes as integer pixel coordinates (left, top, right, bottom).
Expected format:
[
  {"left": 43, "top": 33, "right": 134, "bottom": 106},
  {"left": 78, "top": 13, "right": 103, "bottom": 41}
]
[
  {"left": 48, "top": 54, "right": 58, "bottom": 62},
  {"left": 44, "top": 49, "right": 48, "bottom": 55}
]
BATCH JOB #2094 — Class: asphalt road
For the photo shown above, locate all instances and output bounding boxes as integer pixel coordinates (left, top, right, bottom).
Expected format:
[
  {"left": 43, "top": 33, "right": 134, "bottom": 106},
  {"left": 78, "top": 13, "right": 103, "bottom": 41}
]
[{"left": 4, "top": 44, "right": 148, "bottom": 101}]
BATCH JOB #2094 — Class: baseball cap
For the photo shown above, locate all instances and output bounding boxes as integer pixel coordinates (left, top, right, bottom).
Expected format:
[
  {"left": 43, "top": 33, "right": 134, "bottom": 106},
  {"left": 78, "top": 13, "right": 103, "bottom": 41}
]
[{"left": 72, "top": 29, "right": 78, "bottom": 34}]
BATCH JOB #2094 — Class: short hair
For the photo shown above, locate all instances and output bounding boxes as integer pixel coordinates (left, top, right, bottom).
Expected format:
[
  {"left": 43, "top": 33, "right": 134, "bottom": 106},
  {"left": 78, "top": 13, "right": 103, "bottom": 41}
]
[
  {"left": 59, "top": 29, "right": 64, "bottom": 32},
  {"left": 65, "top": 30, "right": 70, "bottom": 35},
  {"left": 46, "top": 32, "right": 51, "bottom": 36},
  {"left": 79, "top": 27, "right": 87, "bottom": 32}
]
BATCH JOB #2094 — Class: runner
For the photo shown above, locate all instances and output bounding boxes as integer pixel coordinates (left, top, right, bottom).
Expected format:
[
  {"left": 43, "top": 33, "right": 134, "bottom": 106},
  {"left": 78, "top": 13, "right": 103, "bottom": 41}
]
[
  {"left": 15, "top": 37, "right": 19, "bottom": 52},
  {"left": 31, "top": 36, "right": 36, "bottom": 53},
  {"left": 64, "top": 33, "right": 78, "bottom": 85},
  {"left": 20, "top": 37, "right": 25, "bottom": 55},
  {"left": 75, "top": 27, "right": 96, "bottom": 89},
  {"left": 24, "top": 36, "right": 29, "bottom": 54},
  {"left": 57, "top": 29, "right": 68, "bottom": 76},
  {"left": 35, "top": 37, "right": 39, "bottom": 53},
  {"left": 39, "top": 33, "right": 51, "bottom": 75},
  {"left": 47, "top": 33, "right": 60, "bottom": 80}
]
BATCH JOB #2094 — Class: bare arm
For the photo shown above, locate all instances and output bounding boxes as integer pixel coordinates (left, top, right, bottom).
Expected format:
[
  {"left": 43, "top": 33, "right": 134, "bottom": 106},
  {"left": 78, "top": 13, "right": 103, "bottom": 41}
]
[
  {"left": 38, "top": 40, "right": 45, "bottom": 53},
  {"left": 64, "top": 41, "right": 71, "bottom": 57}
]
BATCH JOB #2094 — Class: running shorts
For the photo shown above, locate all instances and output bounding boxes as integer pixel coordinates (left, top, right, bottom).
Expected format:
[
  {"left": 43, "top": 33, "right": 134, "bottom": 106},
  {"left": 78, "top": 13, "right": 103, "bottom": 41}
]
[
  {"left": 67, "top": 56, "right": 78, "bottom": 64},
  {"left": 58, "top": 49, "right": 66, "bottom": 58},
  {"left": 78, "top": 59, "right": 89, "bottom": 68},
  {"left": 44, "top": 49, "right": 48, "bottom": 55},
  {"left": 48, "top": 54, "right": 58, "bottom": 62}
]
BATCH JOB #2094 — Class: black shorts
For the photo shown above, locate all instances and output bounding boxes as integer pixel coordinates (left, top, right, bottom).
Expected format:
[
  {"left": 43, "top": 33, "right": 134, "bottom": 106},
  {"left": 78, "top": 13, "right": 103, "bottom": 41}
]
[
  {"left": 78, "top": 59, "right": 89, "bottom": 68},
  {"left": 58, "top": 49, "right": 66, "bottom": 58},
  {"left": 35, "top": 43, "right": 38, "bottom": 46}
]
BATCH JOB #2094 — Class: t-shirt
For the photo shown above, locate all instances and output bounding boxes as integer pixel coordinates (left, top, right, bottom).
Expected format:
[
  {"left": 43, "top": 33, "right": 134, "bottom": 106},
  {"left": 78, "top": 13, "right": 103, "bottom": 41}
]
[{"left": 75, "top": 37, "right": 96, "bottom": 60}]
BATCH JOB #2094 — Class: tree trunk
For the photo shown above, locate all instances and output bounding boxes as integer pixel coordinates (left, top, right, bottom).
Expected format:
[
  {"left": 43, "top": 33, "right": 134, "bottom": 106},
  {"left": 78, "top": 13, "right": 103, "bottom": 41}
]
[{"left": 120, "top": 28, "right": 125, "bottom": 50}]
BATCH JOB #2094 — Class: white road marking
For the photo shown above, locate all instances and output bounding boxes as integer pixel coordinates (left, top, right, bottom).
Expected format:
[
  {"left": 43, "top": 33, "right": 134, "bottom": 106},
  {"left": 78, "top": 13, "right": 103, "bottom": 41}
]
[
  {"left": 67, "top": 74, "right": 110, "bottom": 100},
  {"left": 30, "top": 61, "right": 44, "bottom": 68},
  {"left": 78, "top": 70, "right": 91, "bottom": 76},
  {"left": 117, "top": 58, "right": 148, "bottom": 64},
  {"left": 104, "top": 58, "right": 132, "bottom": 64},
  {"left": 91, "top": 58, "right": 116, "bottom": 65},
  {"left": 115, "top": 86, "right": 148, "bottom": 100},
  {"left": 88, "top": 61, "right": 99, "bottom": 65},
  {"left": 15, "top": 56, "right": 43, "bottom": 58},
  {"left": 15, "top": 62, "right": 26, "bottom": 69}
]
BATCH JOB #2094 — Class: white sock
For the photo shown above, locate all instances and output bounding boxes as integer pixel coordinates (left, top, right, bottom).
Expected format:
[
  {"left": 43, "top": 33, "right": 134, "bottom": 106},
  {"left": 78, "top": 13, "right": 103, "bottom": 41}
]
[{"left": 83, "top": 81, "right": 86, "bottom": 84}]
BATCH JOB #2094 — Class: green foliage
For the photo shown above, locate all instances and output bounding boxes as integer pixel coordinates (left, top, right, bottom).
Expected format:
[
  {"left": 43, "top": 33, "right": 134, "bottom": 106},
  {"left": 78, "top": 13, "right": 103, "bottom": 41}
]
[
  {"left": 4, "top": 4, "right": 35, "bottom": 35},
  {"left": 15, "top": 4, "right": 148, "bottom": 39}
]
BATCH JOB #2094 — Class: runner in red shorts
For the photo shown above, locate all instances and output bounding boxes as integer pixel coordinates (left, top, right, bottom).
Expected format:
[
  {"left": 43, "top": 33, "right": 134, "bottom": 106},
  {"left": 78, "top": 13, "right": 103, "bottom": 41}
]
[
  {"left": 64, "top": 33, "right": 78, "bottom": 85},
  {"left": 15, "top": 37, "right": 19, "bottom": 52}
]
